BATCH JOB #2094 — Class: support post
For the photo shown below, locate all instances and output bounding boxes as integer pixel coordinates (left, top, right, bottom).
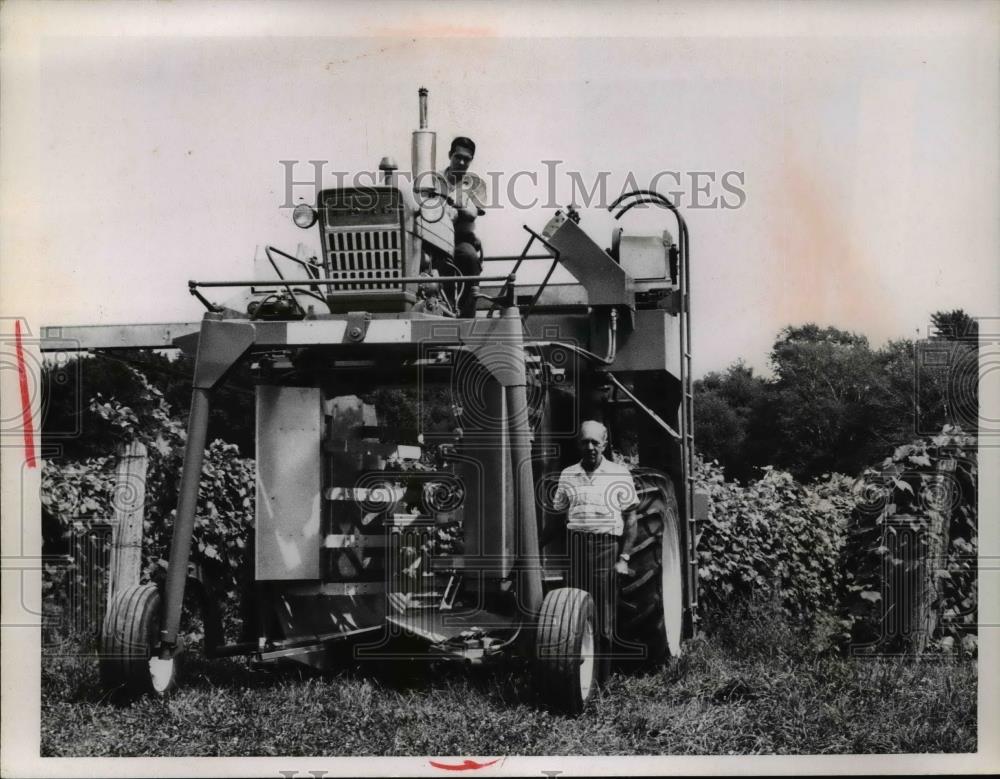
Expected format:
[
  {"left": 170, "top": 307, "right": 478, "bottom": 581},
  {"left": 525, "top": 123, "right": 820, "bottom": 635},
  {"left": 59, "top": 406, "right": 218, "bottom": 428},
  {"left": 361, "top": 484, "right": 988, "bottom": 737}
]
[
  {"left": 912, "top": 507, "right": 948, "bottom": 655},
  {"left": 910, "top": 459, "right": 955, "bottom": 655},
  {"left": 508, "top": 382, "right": 544, "bottom": 616},
  {"left": 159, "top": 386, "right": 212, "bottom": 655},
  {"left": 106, "top": 440, "right": 147, "bottom": 612},
  {"left": 157, "top": 314, "right": 255, "bottom": 658},
  {"left": 500, "top": 306, "right": 543, "bottom": 617}
]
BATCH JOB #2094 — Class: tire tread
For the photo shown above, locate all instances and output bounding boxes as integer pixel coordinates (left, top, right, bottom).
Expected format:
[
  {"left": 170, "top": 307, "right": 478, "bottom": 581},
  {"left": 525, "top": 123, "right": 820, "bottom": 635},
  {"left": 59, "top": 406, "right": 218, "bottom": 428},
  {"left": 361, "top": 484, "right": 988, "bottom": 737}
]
[
  {"left": 615, "top": 470, "right": 684, "bottom": 668},
  {"left": 100, "top": 583, "right": 165, "bottom": 699},
  {"left": 534, "top": 587, "right": 595, "bottom": 716}
]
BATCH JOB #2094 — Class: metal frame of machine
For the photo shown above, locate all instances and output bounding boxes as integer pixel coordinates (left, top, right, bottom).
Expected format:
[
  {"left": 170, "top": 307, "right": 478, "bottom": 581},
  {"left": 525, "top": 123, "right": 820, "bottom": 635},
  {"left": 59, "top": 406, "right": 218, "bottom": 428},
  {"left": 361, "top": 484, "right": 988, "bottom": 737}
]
[{"left": 41, "top": 89, "right": 702, "bottom": 714}]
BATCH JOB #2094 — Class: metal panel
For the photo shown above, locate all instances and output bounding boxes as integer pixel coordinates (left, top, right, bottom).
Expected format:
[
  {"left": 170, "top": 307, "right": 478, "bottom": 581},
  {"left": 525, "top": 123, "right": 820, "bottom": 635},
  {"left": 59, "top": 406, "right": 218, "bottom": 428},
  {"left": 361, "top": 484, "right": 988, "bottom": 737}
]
[
  {"left": 619, "top": 232, "right": 670, "bottom": 280},
  {"left": 540, "top": 211, "right": 633, "bottom": 308},
  {"left": 459, "top": 382, "right": 515, "bottom": 579},
  {"left": 256, "top": 385, "right": 323, "bottom": 580},
  {"left": 481, "top": 282, "right": 589, "bottom": 309},
  {"left": 39, "top": 322, "right": 201, "bottom": 351},
  {"left": 607, "top": 309, "right": 681, "bottom": 376},
  {"left": 478, "top": 278, "right": 675, "bottom": 309},
  {"left": 283, "top": 319, "right": 412, "bottom": 344}
]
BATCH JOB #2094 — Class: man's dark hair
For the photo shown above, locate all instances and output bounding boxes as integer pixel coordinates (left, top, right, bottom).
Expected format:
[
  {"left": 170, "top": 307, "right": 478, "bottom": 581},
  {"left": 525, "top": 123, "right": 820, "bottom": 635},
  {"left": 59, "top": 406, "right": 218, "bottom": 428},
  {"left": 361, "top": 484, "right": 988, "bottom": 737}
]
[{"left": 449, "top": 136, "right": 476, "bottom": 157}]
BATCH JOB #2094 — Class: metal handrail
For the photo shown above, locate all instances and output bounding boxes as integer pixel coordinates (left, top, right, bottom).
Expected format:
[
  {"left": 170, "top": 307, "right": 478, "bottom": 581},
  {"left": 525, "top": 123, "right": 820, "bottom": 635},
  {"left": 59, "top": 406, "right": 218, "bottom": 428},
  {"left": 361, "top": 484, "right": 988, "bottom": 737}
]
[
  {"left": 481, "top": 254, "right": 552, "bottom": 263},
  {"left": 486, "top": 230, "right": 537, "bottom": 319},
  {"left": 190, "top": 274, "right": 513, "bottom": 289},
  {"left": 609, "top": 189, "right": 697, "bottom": 616},
  {"left": 262, "top": 246, "right": 309, "bottom": 317},
  {"left": 521, "top": 227, "right": 563, "bottom": 322},
  {"left": 486, "top": 225, "right": 561, "bottom": 320}
]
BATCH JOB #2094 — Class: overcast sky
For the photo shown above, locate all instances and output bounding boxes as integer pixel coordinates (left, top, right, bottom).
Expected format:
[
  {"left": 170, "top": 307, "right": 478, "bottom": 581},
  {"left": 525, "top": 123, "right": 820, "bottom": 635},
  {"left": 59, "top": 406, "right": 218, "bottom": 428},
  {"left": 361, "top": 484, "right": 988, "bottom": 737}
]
[{"left": 2, "top": 1, "right": 997, "bottom": 377}]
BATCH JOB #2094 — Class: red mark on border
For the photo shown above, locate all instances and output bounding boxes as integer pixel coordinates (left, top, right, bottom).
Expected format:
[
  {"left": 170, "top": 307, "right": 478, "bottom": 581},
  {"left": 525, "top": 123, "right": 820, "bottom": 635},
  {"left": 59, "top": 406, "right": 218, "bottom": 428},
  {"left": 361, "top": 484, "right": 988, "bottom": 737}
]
[
  {"left": 429, "top": 758, "right": 500, "bottom": 771},
  {"left": 15, "top": 321, "right": 36, "bottom": 468}
]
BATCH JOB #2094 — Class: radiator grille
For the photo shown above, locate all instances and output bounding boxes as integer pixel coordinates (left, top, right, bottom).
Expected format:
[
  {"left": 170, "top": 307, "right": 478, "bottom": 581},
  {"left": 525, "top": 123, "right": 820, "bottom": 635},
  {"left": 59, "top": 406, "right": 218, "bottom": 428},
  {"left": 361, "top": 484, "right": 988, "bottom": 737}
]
[{"left": 323, "top": 228, "right": 403, "bottom": 291}]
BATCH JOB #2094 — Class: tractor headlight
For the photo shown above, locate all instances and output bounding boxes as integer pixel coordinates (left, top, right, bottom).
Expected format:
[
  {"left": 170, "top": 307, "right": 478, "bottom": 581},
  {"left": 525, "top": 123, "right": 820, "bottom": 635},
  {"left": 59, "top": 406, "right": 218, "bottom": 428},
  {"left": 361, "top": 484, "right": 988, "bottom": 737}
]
[{"left": 292, "top": 203, "right": 318, "bottom": 229}]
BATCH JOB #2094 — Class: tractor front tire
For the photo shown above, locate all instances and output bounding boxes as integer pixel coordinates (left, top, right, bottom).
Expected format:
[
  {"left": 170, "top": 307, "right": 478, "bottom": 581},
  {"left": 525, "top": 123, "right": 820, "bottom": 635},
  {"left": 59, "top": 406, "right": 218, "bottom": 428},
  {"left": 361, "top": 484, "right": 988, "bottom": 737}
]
[
  {"left": 533, "top": 587, "right": 597, "bottom": 717},
  {"left": 100, "top": 583, "right": 177, "bottom": 700},
  {"left": 616, "top": 472, "right": 685, "bottom": 668}
]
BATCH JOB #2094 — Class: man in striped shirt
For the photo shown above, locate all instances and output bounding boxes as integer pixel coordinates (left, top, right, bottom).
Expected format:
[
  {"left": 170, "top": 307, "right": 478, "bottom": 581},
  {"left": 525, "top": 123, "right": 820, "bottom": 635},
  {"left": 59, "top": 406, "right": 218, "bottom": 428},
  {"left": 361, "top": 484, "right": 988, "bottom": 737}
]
[{"left": 542, "top": 420, "right": 639, "bottom": 678}]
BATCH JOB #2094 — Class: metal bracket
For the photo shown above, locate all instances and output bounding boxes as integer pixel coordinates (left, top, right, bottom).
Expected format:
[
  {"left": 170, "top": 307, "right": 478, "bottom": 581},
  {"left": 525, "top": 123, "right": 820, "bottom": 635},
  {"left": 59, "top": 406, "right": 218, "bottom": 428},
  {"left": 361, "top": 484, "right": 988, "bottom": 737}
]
[
  {"left": 189, "top": 285, "right": 221, "bottom": 313},
  {"left": 440, "top": 573, "right": 463, "bottom": 611},
  {"left": 343, "top": 311, "right": 372, "bottom": 343},
  {"left": 191, "top": 316, "right": 256, "bottom": 390},
  {"left": 649, "top": 288, "right": 683, "bottom": 315}
]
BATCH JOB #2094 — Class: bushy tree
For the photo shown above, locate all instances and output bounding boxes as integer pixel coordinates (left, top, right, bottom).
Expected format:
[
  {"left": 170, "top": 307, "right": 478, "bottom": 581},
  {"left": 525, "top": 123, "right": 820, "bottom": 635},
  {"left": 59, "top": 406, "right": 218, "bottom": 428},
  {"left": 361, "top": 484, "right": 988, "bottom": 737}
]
[
  {"left": 931, "top": 309, "right": 978, "bottom": 341},
  {"left": 695, "top": 319, "right": 960, "bottom": 481},
  {"left": 926, "top": 309, "right": 980, "bottom": 434},
  {"left": 693, "top": 361, "right": 769, "bottom": 481},
  {"left": 768, "top": 325, "right": 895, "bottom": 477}
]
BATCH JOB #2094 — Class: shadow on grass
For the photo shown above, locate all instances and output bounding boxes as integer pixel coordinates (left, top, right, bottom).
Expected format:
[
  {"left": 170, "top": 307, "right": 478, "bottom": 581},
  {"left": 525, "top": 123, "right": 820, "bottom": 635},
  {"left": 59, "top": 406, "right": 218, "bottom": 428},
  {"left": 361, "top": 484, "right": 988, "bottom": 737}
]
[
  {"left": 42, "top": 623, "right": 756, "bottom": 711},
  {"left": 42, "top": 633, "right": 539, "bottom": 708},
  {"left": 327, "top": 637, "right": 538, "bottom": 707}
]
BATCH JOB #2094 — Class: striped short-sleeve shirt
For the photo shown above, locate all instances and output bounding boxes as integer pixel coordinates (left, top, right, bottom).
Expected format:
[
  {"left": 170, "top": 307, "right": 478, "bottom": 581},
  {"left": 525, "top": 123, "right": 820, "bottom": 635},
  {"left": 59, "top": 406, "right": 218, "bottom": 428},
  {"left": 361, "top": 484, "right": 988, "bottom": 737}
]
[{"left": 551, "top": 457, "right": 639, "bottom": 536}]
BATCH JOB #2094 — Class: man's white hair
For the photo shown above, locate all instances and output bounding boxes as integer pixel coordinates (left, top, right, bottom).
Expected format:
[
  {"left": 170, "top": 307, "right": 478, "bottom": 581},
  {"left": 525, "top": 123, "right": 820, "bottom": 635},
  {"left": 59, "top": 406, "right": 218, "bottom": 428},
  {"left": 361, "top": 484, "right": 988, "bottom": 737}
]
[{"left": 579, "top": 419, "right": 608, "bottom": 441}]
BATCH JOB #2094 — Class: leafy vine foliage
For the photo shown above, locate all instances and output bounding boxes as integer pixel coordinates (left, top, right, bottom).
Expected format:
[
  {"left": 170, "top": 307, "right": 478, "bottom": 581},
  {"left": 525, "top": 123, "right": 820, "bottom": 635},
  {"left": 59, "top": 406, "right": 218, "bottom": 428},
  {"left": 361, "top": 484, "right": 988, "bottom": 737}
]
[
  {"left": 693, "top": 426, "right": 977, "bottom": 654},
  {"left": 693, "top": 458, "right": 855, "bottom": 643},
  {"left": 42, "top": 360, "right": 976, "bottom": 654},
  {"left": 42, "top": 366, "right": 254, "bottom": 634},
  {"left": 839, "top": 426, "right": 977, "bottom": 653}
]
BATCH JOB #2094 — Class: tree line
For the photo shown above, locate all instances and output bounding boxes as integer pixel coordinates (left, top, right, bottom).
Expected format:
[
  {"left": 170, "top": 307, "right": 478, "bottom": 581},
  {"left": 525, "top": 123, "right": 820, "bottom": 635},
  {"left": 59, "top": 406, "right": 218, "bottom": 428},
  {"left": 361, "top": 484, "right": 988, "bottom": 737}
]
[
  {"left": 694, "top": 310, "right": 979, "bottom": 482},
  {"left": 42, "top": 310, "right": 980, "bottom": 482}
]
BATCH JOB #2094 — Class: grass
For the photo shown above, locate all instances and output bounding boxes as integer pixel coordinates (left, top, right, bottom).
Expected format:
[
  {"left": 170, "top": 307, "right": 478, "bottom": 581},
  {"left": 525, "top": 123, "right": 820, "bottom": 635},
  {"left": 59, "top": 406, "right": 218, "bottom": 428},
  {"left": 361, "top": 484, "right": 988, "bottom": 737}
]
[{"left": 40, "top": 605, "right": 977, "bottom": 757}]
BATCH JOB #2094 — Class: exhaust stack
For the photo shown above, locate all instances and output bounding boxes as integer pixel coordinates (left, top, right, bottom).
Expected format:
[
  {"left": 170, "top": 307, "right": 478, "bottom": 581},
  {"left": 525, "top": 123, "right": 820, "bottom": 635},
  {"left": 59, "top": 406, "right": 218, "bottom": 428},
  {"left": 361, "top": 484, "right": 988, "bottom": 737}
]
[{"left": 411, "top": 87, "right": 437, "bottom": 188}]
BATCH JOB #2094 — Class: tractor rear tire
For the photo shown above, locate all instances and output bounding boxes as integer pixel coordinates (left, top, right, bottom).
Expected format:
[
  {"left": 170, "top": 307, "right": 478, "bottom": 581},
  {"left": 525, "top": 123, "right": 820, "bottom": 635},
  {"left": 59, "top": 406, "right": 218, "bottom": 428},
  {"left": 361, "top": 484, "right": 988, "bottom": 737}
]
[
  {"left": 616, "top": 472, "right": 685, "bottom": 668},
  {"left": 100, "top": 583, "right": 177, "bottom": 699},
  {"left": 533, "top": 587, "right": 598, "bottom": 717}
]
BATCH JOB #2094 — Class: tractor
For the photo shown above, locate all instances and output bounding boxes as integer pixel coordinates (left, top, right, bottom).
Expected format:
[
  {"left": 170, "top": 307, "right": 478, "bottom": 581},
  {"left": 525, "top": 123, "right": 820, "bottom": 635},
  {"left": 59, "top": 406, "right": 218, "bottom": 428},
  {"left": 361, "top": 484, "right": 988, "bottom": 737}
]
[{"left": 43, "top": 88, "right": 701, "bottom": 715}]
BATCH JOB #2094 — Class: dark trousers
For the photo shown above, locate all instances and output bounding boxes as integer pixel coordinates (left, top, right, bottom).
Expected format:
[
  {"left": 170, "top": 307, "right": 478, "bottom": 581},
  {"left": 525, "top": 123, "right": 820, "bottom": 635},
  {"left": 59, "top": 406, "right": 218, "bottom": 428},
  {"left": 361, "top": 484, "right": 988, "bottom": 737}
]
[
  {"left": 453, "top": 241, "right": 481, "bottom": 318},
  {"left": 567, "top": 530, "right": 618, "bottom": 677}
]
